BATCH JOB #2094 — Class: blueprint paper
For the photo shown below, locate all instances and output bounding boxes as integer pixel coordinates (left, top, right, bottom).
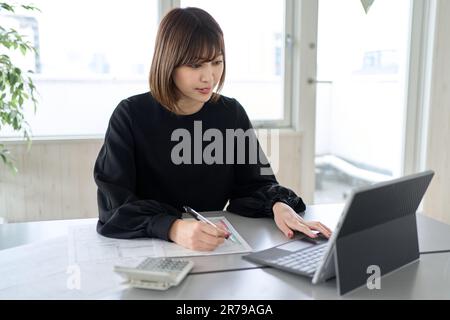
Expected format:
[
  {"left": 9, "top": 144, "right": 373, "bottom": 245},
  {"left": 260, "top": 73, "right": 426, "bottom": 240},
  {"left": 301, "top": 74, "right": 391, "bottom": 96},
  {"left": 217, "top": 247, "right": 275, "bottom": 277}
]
[
  {"left": 68, "top": 217, "right": 252, "bottom": 265},
  {"left": 0, "top": 237, "right": 129, "bottom": 299}
]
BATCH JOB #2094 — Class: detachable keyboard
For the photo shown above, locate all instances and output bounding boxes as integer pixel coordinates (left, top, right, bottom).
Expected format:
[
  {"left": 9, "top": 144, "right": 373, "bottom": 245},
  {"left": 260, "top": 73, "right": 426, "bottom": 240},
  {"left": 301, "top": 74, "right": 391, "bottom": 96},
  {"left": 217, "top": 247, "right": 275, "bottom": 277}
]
[
  {"left": 269, "top": 243, "right": 328, "bottom": 276},
  {"left": 243, "top": 242, "right": 329, "bottom": 277}
]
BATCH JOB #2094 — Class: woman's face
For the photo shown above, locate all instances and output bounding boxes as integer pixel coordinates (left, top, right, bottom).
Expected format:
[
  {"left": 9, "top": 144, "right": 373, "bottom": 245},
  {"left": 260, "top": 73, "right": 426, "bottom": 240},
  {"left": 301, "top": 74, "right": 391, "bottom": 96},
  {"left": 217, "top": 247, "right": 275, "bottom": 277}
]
[{"left": 173, "top": 55, "right": 224, "bottom": 111}]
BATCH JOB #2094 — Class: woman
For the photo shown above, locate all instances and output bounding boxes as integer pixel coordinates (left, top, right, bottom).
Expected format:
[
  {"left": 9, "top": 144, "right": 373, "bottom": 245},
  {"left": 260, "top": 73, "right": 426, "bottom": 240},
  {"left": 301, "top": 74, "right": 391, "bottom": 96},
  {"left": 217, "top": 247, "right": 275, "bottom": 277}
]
[{"left": 94, "top": 7, "right": 331, "bottom": 251}]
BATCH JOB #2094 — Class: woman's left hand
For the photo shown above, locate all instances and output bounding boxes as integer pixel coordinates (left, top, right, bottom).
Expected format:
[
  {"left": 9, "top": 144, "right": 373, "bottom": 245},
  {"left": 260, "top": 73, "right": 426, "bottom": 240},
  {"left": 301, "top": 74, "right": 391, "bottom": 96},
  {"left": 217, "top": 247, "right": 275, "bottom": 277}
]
[{"left": 272, "top": 202, "right": 332, "bottom": 239}]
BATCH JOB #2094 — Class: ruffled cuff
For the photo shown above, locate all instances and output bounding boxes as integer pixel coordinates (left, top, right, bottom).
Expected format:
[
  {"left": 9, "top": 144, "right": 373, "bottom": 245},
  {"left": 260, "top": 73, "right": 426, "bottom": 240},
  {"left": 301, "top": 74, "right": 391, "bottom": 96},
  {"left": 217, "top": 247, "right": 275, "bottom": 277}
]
[{"left": 270, "top": 195, "right": 306, "bottom": 215}]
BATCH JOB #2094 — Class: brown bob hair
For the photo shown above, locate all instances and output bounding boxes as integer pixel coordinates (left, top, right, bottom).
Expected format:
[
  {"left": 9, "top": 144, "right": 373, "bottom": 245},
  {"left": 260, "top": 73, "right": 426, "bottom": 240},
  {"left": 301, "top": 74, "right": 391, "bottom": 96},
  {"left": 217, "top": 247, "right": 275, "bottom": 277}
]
[{"left": 149, "top": 7, "right": 226, "bottom": 114}]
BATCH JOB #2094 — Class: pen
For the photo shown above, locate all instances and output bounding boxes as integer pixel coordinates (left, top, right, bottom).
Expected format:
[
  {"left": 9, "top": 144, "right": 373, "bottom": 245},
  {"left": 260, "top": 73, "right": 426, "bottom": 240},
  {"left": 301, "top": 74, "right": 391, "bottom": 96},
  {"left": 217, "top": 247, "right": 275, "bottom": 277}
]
[{"left": 183, "top": 206, "right": 230, "bottom": 239}]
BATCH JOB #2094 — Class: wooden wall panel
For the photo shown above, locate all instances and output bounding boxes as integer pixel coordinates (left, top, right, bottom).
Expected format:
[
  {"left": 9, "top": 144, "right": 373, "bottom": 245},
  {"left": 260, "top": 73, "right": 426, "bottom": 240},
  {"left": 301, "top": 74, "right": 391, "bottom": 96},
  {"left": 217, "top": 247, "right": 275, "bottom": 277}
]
[
  {"left": 0, "top": 140, "right": 101, "bottom": 222},
  {"left": 0, "top": 131, "right": 303, "bottom": 223}
]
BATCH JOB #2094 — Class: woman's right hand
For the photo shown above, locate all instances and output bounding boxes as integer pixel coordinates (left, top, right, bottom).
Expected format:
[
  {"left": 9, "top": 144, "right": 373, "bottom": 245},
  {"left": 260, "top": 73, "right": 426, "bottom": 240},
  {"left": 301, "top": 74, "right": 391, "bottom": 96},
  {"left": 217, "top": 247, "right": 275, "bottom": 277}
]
[{"left": 168, "top": 219, "right": 230, "bottom": 251}]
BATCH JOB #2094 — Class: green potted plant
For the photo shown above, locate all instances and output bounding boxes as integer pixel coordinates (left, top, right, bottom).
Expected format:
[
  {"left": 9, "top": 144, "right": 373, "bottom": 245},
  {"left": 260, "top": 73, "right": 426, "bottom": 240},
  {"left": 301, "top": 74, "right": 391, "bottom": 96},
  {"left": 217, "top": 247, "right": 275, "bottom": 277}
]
[{"left": 0, "top": 1, "right": 40, "bottom": 173}]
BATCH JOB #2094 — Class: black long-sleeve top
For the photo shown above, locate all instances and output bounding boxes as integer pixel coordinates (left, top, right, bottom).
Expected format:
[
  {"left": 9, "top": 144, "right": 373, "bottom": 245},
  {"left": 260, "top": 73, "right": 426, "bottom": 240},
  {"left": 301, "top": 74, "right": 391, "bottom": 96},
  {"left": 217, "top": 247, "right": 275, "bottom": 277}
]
[{"left": 94, "top": 92, "right": 306, "bottom": 240}]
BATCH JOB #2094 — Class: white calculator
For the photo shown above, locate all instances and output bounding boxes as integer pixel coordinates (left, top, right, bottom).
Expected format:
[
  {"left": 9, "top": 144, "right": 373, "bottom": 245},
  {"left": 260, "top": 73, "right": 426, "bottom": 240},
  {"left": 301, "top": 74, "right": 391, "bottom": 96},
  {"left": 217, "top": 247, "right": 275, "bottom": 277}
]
[{"left": 114, "top": 257, "right": 194, "bottom": 290}]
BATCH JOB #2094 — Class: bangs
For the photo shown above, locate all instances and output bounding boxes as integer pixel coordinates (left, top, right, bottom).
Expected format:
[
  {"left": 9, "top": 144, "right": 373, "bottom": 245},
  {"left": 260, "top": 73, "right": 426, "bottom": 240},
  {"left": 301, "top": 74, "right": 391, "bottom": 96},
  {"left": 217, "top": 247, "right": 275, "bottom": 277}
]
[
  {"left": 179, "top": 29, "right": 224, "bottom": 65},
  {"left": 150, "top": 7, "right": 227, "bottom": 113}
]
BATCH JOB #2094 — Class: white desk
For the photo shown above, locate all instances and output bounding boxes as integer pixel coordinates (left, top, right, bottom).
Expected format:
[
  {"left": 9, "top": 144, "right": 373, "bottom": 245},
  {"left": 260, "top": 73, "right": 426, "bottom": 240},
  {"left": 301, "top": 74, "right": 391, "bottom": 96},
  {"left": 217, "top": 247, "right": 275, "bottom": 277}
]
[{"left": 1, "top": 204, "right": 450, "bottom": 299}]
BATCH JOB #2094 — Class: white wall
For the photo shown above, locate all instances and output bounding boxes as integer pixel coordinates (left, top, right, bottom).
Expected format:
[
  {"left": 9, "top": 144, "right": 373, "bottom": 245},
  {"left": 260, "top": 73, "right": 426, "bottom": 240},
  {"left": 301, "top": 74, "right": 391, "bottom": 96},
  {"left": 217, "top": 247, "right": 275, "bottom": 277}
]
[{"left": 423, "top": 0, "right": 450, "bottom": 224}]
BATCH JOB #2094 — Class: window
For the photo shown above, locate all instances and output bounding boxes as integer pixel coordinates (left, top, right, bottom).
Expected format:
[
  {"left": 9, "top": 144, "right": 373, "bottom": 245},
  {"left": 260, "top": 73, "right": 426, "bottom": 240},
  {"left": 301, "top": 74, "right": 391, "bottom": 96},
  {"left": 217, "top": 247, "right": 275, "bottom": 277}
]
[
  {"left": 314, "top": 0, "right": 412, "bottom": 203},
  {"left": 1, "top": 0, "right": 158, "bottom": 137},
  {"left": 1, "top": 0, "right": 291, "bottom": 138},
  {"left": 173, "top": 0, "right": 288, "bottom": 123}
]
